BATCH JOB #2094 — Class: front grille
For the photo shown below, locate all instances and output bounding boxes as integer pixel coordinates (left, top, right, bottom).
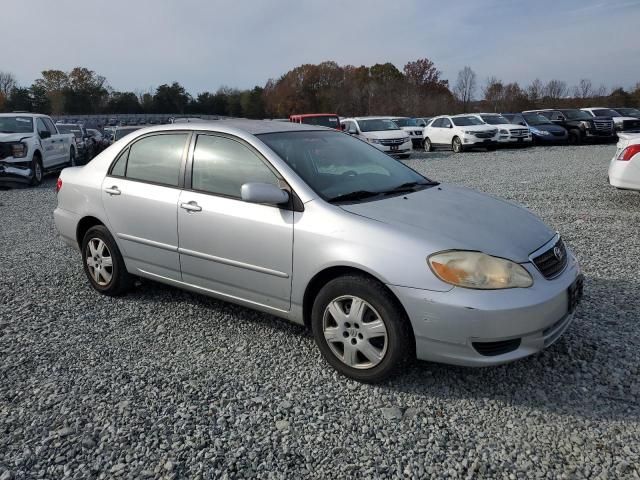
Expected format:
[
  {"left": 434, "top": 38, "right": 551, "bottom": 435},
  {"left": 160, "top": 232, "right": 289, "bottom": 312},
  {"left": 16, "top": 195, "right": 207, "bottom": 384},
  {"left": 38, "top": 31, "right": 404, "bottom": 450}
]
[
  {"left": 475, "top": 130, "right": 497, "bottom": 139},
  {"left": 593, "top": 119, "right": 613, "bottom": 131},
  {"left": 622, "top": 120, "right": 640, "bottom": 131},
  {"left": 414, "top": 130, "right": 423, "bottom": 136},
  {"left": 509, "top": 128, "right": 529, "bottom": 137},
  {"left": 472, "top": 338, "right": 521, "bottom": 356},
  {"left": 0, "top": 143, "right": 12, "bottom": 160},
  {"left": 532, "top": 237, "right": 568, "bottom": 279},
  {"left": 379, "top": 138, "right": 404, "bottom": 146}
]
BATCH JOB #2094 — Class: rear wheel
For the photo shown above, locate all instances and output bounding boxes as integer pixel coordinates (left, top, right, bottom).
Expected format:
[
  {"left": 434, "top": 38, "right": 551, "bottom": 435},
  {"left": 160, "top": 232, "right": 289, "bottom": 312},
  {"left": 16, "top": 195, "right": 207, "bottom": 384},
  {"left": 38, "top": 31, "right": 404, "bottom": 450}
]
[
  {"left": 424, "top": 138, "right": 433, "bottom": 152},
  {"left": 311, "top": 275, "right": 413, "bottom": 383},
  {"left": 452, "top": 136, "right": 463, "bottom": 153},
  {"left": 82, "top": 225, "right": 133, "bottom": 296},
  {"left": 30, "top": 154, "right": 43, "bottom": 186}
]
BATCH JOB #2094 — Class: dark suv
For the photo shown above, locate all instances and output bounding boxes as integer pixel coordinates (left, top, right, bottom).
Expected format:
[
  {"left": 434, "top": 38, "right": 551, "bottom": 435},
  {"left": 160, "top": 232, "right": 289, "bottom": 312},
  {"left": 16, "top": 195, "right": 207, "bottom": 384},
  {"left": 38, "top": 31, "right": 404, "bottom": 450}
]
[{"left": 524, "top": 109, "right": 615, "bottom": 144}]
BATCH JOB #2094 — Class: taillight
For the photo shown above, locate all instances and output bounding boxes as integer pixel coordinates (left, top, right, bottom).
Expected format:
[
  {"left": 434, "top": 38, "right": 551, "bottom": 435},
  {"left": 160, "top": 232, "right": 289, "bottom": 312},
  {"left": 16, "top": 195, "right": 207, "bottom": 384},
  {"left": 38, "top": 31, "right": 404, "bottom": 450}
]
[
  {"left": 618, "top": 144, "right": 640, "bottom": 161},
  {"left": 55, "top": 177, "right": 62, "bottom": 193}
]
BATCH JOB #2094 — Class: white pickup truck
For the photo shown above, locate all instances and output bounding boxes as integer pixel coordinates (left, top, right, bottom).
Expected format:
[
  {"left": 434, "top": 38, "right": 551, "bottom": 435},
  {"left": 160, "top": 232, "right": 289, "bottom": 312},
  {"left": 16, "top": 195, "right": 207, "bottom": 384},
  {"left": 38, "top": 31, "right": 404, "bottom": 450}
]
[{"left": 0, "top": 113, "right": 76, "bottom": 186}]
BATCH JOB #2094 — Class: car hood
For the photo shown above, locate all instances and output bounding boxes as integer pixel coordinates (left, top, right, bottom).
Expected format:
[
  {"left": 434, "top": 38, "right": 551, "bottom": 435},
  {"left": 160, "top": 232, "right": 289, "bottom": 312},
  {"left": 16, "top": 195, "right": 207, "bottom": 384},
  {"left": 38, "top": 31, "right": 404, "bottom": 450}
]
[
  {"left": 362, "top": 130, "right": 407, "bottom": 139},
  {"left": 340, "top": 184, "right": 554, "bottom": 263},
  {"left": 531, "top": 124, "right": 565, "bottom": 133},
  {"left": 0, "top": 132, "right": 33, "bottom": 143}
]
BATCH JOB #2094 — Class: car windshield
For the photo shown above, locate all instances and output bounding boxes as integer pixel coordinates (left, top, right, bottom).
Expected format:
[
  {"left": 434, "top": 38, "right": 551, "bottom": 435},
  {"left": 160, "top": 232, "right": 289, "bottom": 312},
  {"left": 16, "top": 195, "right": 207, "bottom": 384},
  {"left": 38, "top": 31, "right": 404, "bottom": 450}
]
[
  {"left": 115, "top": 127, "right": 141, "bottom": 141},
  {"left": 257, "top": 131, "right": 435, "bottom": 202},
  {"left": 523, "top": 114, "right": 554, "bottom": 126},
  {"left": 0, "top": 116, "right": 33, "bottom": 134},
  {"left": 480, "top": 115, "right": 510, "bottom": 125},
  {"left": 592, "top": 109, "right": 619, "bottom": 117},
  {"left": 451, "top": 116, "right": 484, "bottom": 126},
  {"left": 561, "top": 110, "right": 593, "bottom": 120},
  {"left": 56, "top": 125, "right": 83, "bottom": 138},
  {"left": 299, "top": 116, "right": 340, "bottom": 128},
  {"left": 358, "top": 119, "right": 400, "bottom": 132},
  {"left": 392, "top": 118, "right": 419, "bottom": 127},
  {"left": 616, "top": 108, "right": 640, "bottom": 116}
]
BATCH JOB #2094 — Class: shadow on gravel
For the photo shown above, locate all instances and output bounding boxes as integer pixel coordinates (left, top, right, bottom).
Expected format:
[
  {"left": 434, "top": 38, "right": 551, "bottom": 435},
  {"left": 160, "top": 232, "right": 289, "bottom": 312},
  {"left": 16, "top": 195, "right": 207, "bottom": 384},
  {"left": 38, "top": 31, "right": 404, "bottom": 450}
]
[
  {"left": 129, "top": 275, "right": 638, "bottom": 422},
  {"left": 383, "top": 276, "right": 639, "bottom": 422}
]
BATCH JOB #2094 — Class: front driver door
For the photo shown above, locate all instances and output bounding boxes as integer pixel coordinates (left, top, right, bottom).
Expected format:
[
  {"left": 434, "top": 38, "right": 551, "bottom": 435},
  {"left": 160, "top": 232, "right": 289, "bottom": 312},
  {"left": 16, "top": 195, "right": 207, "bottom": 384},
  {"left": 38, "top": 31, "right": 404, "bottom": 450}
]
[
  {"left": 101, "top": 132, "right": 189, "bottom": 281},
  {"left": 177, "top": 133, "right": 293, "bottom": 312}
]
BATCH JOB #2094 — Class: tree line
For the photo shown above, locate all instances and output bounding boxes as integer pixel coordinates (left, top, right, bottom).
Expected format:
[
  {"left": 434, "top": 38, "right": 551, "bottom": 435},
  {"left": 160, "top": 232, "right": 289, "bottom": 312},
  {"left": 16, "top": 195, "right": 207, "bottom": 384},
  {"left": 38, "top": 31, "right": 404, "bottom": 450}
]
[{"left": 1, "top": 60, "right": 639, "bottom": 118}]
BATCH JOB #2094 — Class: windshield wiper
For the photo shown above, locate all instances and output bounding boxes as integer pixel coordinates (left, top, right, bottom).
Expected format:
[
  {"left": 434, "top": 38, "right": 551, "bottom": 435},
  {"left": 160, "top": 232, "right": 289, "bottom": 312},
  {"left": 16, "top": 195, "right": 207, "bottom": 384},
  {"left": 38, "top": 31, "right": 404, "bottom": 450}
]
[
  {"left": 381, "top": 181, "right": 439, "bottom": 195},
  {"left": 328, "top": 190, "right": 381, "bottom": 203}
]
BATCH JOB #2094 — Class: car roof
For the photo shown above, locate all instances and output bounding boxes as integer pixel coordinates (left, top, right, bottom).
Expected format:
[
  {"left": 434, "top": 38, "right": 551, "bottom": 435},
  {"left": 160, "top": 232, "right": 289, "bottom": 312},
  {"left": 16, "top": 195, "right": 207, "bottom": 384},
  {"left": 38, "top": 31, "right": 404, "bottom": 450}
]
[
  {"left": 345, "top": 116, "right": 397, "bottom": 121},
  {"left": 290, "top": 113, "right": 338, "bottom": 118},
  {"left": 117, "top": 119, "right": 329, "bottom": 135}
]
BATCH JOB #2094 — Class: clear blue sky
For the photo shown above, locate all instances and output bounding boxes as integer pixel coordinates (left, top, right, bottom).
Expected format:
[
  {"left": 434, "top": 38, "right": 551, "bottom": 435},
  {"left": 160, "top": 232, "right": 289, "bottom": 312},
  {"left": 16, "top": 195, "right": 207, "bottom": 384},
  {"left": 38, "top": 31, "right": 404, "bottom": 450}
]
[{"left": 3, "top": 0, "right": 640, "bottom": 94}]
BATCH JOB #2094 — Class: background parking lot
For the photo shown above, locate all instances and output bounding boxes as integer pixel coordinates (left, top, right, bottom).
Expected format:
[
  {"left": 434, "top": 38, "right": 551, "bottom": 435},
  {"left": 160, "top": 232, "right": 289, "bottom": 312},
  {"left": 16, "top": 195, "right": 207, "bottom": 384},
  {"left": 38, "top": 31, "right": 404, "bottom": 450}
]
[{"left": 1, "top": 144, "right": 638, "bottom": 479}]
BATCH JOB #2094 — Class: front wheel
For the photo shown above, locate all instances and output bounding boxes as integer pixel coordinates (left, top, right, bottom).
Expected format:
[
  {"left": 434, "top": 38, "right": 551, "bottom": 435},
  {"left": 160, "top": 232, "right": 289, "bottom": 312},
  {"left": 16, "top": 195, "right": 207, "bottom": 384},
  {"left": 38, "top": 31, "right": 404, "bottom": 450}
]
[
  {"left": 82, "top": 225, "right": 133, "bottom": 296},
  {"left": 452, "top": 136, "right": 463, "bottom": 153},
  {"left": 311, "top": 275, "right": 413, "bottom": 383},
  {"left": 30, "top": 155, "right": 43, "bottom": 186},
  {"left": 424, "top": 138, "right": 433, "bottom": 152}
]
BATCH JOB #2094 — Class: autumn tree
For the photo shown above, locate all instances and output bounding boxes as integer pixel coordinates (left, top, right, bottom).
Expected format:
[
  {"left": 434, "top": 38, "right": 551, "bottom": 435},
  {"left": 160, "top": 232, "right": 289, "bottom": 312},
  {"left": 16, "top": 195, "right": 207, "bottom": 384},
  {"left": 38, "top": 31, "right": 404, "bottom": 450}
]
[{"left": 454, "top": 66, "right": 476, "bottom": 112}]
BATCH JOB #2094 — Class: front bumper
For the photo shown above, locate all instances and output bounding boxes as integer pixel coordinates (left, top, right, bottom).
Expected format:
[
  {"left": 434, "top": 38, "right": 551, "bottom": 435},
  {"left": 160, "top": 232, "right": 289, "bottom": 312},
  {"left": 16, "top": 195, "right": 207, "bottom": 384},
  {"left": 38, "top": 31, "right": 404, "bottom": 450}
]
[
  {"left": 533, "top": 132, "right": 568, "bottom": 143},
  {"left": 0, "top": 161, "right": 32, "bottom": 184},
  {"left": 462, "top": 136, "right": 497, "bottom": 147},
  {"left": 372, "top": 141, "right": 413, "bottom": 154},
  {"left": 497, "top": 135, "right": 532, "bottom": 144},
  {"left": 585, "top": 129, "right": 615, "bottom": 140},
  {"left": 389, "top": 249, "right": 582, "bottom": 366}
]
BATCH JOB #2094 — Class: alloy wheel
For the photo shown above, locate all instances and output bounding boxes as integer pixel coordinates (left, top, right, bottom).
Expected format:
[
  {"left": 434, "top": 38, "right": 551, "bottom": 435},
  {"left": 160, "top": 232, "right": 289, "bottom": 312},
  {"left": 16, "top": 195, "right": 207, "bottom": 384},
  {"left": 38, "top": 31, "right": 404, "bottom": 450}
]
[
  {"left": 322, "top": 295, "right": 388, "bottom": 369},
  {"left": 85, "top": 238, "right": 114, "bottom": 286},
  {"left": 453, "top": 137, "right": 462, "bottom": 153}
]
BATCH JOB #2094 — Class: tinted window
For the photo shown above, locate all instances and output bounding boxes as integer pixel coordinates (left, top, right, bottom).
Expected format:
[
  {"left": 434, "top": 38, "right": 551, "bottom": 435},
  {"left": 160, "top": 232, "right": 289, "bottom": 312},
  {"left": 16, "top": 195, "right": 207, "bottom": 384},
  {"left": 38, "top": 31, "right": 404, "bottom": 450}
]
[
  {"left": 192, "top": 135, "right": 278, "bottom": 198},
  {"left": 125, "top": 134, "right": 187, "bottom": 186},
  {"left": 441, "top": 118, "right": 452, "bottom": 127},
  {"left": 43, "top": 117, "right": 58, "bottom": 134},
  {"left": 36, "top": 118, "right": 48, "bottom": 136},
  {"left": 358, "top": 119, "right": 400, "bottom": 132}
]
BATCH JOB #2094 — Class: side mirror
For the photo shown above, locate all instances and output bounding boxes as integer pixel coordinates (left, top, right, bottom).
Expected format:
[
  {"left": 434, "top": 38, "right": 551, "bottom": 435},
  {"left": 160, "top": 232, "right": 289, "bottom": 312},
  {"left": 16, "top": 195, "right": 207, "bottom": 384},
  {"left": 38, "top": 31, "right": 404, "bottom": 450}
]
[
  {"left": 241, "top": 182, "right": 289, "bottom": 206},
  {"left": 40, "top": 130, "right": 51, "bottom": 139}
]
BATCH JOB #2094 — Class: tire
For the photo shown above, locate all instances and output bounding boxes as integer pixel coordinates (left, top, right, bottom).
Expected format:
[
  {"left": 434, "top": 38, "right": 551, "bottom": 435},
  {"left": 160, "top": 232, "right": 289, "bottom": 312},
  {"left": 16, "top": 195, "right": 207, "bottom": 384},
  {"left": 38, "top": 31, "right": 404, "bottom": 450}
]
[
  {"left": 424, "top": 138, "right": 433, "bottom": 152},
  {"left": 487, "top": 145, "right": 497, "bottom": 152},
  {"left": 311, "top": 274, "right": 413, "bottom": 383},
  {"left": 81, "top": 225, "right": 133, "bottom": 296},
  {"left": 68, "top": 148, "right": 76, "bottom": 167},
  {"left": 399, "top": 153, "right": 411, "bottom": 159},
  {"left": 568, "top": 130, "right": 582, "bottom": 145},
  {"left": 452, "top": 136, "right": 463, "bottom": 153},
  {"left": 30, "top": 154, "right": 43, "bottom": 186}
]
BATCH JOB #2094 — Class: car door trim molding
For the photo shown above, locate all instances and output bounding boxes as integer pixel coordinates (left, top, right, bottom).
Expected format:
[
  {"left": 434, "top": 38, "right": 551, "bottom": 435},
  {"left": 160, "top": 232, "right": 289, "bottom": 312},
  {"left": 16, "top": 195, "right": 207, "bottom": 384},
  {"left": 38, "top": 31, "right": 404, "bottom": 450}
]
[
  {"left": 137, "top": 268, "right": 289, "bottom": 314},
  {"left": 177, "top": 247, "right": 290, "bottom": 278},
  {"left": 117, "top": 233, "right": 178, "bottom": 252}
]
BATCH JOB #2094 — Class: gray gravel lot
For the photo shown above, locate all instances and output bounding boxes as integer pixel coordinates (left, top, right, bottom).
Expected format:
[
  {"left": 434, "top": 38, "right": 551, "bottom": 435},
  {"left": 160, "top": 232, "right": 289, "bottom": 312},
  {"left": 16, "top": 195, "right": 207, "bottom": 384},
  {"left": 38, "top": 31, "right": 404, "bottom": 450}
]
[{"left": 1, "top": 144, "right": 639, "bottom": 479}]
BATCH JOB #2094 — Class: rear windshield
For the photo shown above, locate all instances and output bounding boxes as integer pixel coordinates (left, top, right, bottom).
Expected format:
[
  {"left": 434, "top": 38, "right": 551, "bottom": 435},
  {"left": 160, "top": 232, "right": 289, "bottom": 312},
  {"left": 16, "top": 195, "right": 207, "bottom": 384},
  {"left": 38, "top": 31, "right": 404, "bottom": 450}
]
[
  {"left": 0, "top": 116, "right": 33, "bottom": 134},
  {"left": 452, "top": 116, "right": 484, "bottom": 126},
  {"left": 358, "top": 119, "right": 400, "bottom": 132},
  {"left": 56, "top": 125, "right": 83, "bottom": 138},
  {"left": 299, "top": 116, "right": 340, "bottom": 128}
]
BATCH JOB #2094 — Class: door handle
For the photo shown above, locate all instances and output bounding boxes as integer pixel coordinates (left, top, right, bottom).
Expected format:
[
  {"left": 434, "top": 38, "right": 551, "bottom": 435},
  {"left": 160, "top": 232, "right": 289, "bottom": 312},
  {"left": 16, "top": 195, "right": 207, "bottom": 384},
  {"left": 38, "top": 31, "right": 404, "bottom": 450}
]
[
  {"left": 104, "top": 186, "right": 121, "bottom": 196},
  {"left": 180, "top": 201, "right": 202, "bottom": 212}
]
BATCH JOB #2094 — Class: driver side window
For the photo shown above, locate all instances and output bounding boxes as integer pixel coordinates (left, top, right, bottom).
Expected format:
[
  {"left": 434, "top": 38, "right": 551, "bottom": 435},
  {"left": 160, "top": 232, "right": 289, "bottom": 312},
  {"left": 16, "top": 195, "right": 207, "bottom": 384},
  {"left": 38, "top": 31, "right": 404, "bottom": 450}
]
[
  {"left": 36, "top": 118, "right": 49, "bottom": 137},
  {"left": 441, "top": 118, "right": 451, "bottom": 128}
]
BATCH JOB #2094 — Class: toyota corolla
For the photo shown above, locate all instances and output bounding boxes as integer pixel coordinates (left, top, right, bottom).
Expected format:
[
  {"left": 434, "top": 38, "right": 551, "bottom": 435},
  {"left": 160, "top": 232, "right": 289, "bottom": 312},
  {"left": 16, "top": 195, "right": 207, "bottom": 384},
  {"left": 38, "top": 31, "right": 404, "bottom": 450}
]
[{"left": 54, "top": 120, "right": 583, "bottom": 383}]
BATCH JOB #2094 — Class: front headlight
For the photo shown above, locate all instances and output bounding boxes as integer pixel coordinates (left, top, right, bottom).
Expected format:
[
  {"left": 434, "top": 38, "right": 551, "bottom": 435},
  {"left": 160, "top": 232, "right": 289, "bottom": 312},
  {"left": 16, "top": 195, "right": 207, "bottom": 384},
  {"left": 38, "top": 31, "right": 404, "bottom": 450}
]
[
  {"left": 427, "top": 251, "right": 533, "bottom": 289},
  {"left": 11, "top": 142, "right": 28, "bottom": 158},
  {"left": 580, "top": 121, "right": 591, "bottom": 129},
  {"left": 403, "top": 137, "right": 410, "bottom": 143},
  {"left": 367, "top": 137, "right": 381, "bottom": 144},
  {"left": 464, "top": 130, "right": 476, "bottom": 136}
]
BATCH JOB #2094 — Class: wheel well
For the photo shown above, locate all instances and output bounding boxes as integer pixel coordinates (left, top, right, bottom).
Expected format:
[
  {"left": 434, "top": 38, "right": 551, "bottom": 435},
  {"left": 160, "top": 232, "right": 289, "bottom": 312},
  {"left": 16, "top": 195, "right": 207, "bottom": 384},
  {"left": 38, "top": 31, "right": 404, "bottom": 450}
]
[
  {"left": 302, "top": 266, "right": 412, "bottom": 335},
  {"left": 76, "top": 216, "right": 105, "bottom": 247},
  {"left": 32, "top": 150, "right": 42, "bottom": 160}
]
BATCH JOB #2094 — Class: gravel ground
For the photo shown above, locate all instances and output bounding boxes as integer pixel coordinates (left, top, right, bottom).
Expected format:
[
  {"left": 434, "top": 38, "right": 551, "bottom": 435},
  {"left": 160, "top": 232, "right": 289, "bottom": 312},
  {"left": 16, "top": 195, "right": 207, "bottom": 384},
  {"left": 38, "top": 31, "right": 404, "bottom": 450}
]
[{"left": 1, "top": 144, "right": 639, "bottom": 479}]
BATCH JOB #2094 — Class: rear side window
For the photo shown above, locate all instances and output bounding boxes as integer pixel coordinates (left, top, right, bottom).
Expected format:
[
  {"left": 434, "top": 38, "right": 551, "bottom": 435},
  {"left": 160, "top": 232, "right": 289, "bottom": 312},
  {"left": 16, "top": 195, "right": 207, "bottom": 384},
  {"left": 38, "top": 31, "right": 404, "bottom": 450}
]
[
  {"left": 192, "top": 134, "right": 278, "bottom": 198},
  {"left": 125, "top": 134, "right": 187, "bottom": 187},
  {"left": 110, "top": 148, "right": 128, "bottom": 176}
]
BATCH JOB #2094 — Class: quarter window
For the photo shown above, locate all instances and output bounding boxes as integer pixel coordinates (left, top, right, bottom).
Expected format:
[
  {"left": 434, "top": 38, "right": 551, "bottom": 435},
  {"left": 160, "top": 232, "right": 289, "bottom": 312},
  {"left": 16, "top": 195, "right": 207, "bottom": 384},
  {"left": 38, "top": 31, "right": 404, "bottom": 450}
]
[
  {"left": 192, "top": 135, "right": 278, "bottom": 198},
  {"left": 125, "top": 134, "right": 187, "bottom": 187}
]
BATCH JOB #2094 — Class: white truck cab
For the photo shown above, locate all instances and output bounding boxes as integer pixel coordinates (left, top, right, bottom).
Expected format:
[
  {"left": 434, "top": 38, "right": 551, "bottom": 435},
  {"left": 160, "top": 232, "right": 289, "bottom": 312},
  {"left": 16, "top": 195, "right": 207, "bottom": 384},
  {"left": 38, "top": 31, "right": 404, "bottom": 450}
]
[{"left": 0, "top": 113, "right": 75, "bottom": 185}]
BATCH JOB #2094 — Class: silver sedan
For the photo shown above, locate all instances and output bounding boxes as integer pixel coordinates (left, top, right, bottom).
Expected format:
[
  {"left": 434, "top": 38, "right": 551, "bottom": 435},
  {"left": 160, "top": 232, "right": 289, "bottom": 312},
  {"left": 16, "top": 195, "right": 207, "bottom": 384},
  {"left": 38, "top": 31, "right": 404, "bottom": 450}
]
[{"left": 54, "top": 120, "right": 583, "bottom": 382}]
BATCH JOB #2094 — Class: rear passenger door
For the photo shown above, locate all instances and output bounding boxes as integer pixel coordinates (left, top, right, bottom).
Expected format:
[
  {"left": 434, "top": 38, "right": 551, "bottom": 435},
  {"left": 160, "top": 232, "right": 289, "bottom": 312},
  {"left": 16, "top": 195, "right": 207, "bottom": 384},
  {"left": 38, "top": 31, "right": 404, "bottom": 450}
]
[
  {"left": 177, "top": 133, "right": 294, "bottom": 312},
  {"left": 101, "top": 132, "right": 190, "bottom": 281}
]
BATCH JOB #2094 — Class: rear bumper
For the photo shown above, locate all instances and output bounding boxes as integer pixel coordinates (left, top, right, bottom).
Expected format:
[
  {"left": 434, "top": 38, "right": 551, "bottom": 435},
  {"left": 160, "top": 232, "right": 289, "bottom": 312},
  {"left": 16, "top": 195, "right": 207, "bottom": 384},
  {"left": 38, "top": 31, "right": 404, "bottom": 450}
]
[
  {"left": 609, "top": 157, "right": 640, "bottom": 190},
  {"left": 389, "top": 250, "right": 581, "bottom": 366},
  {"left": 53, "top": 207, "right": 81, "bottom": 250}
]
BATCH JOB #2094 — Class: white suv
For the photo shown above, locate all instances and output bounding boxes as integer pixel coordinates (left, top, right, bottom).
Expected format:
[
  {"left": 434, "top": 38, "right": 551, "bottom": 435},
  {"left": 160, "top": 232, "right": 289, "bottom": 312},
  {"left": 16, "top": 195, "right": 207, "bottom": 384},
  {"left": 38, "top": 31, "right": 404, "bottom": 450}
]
[
  {"left": 423, "top": 115, "right": 498, "bottom": 153},
  {"left": 471, "top": 113, "right": 532, "bottom": 146},
  {"left": 341, "top": 117, "right": 412, "bottom": 158},
  {"left": 389, "top": 117, "right": 426, "bottom": 148}
]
